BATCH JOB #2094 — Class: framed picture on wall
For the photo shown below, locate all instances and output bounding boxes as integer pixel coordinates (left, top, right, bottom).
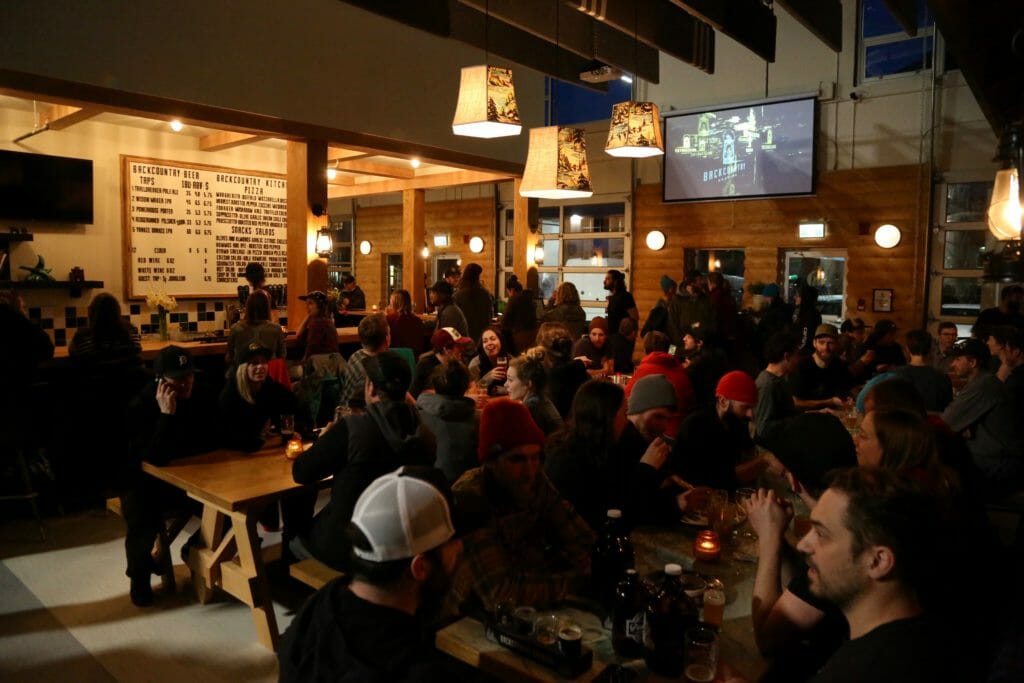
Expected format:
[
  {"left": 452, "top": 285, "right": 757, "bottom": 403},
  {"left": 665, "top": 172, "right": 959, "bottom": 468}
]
[{"left": 872, "top": 288, "right": 894, "bottom": 313}]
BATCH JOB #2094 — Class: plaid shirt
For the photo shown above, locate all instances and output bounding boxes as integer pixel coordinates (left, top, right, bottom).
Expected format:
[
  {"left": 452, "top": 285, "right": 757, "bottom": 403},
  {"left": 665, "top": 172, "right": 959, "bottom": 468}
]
[
  {"left": 336, "top": 349, "right": 372, "bottom": 408},
  {"left": 450, "top": 467, "right": 595, "bottom": 612}
]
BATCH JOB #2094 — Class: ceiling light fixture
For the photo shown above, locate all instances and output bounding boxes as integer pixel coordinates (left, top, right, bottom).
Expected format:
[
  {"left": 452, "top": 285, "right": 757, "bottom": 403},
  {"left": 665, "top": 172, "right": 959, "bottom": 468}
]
[
  {"left": 451, "top": 1, "right": 521, "bottom": 138},
  {"left": 410, "top": 158, "right": 421, "bottom": 169},
  {"left": 988, "top": 126, "right": 1023, "bottom": 241},
  {"left": 169, "top": 119, "right": 184, "bottom": 132},
  {"left": 326, "top": 167, "right": 337, "bottom": 181},
  {"left": 604, "top": 3, "right": 664, "bottom": 158}
]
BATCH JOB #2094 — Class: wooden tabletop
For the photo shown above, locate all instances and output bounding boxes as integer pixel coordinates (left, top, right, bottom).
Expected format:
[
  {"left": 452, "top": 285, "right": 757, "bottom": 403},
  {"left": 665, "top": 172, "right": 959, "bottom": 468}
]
[{"left": 141, "top": 442, "right": 305, "bottom": 511}]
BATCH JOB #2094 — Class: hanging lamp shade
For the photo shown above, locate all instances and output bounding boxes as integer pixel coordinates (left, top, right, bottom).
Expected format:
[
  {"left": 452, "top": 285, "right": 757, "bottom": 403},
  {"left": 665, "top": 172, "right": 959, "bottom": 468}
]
[
  {"left": 519, "top": 126, "right": 594, "bottom": 199},
  {"left": 452, "top": 65, "right": 521, "bottom": 138},
  {"left": 605, "top": 101, "right": 664, "bottom": 158},
  {"left": 988, "top": 168, "right": 1022, "bottom": 240}
]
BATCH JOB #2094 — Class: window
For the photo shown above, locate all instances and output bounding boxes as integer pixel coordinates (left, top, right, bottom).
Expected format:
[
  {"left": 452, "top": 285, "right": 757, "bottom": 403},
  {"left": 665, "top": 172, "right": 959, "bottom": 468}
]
[
  {"left": 859, "top": 0, "right": 934, "bottom": 82},
  {"left": 327, "top": 218, "right": 354, "bottom": 286},
  {"left": 498, "top": 201, "right": 629, "bottom": 314}
]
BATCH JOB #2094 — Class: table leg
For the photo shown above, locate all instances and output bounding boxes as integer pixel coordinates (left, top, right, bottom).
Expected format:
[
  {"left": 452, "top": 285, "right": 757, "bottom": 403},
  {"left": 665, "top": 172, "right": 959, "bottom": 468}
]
[
  {"left": 192, "top": 505, "right": 225, "bottom": 604},
  {"left": 229, "top": 509, "right": 279, "bottom": 650}
]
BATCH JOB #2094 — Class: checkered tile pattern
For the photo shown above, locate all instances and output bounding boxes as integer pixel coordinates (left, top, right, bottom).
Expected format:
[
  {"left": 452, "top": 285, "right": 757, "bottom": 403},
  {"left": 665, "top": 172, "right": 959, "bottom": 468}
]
[{"left": 27, "top": 300, "right": 289, "bottom": 347}]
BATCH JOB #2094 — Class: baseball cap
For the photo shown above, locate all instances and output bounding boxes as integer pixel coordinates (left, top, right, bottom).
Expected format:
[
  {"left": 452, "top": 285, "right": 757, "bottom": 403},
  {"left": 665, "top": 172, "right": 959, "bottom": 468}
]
[
  {"left": 350, "top": 466, "right": 456, "bottom": 562},
  {"left": 431, "top": 326, "right": 471, "bottom": 349},
  {"left": 478, "top": 398, "right": 545, "bottom": 462},
  {"left": 430, "top": 280, "right": 454, "bottom": 297},
  {"left": 240, "top": 342, "right": 273, "bottom": 364},
  {"left": 627, "top": 375, "right": 677, "bottom": 415},
  {"left": 814, "top": 324, "right": 839, "bottom": 339},
  {"left": 155, "top": 345, "right": 197, "bottom": 379},
  {"left": 951, "top": 338, "right": 990, "bottom": 363},
  {"left": 298, "top": 290, "right": 328, "bottom": 305},
  {"left": 716, "top": 370, "right": 758, "bottom": 405}
]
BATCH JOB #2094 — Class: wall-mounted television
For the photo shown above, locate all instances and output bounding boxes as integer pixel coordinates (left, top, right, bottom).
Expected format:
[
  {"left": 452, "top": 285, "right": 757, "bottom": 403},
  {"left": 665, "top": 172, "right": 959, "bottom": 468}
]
[
  {"left": 0, "top": 150, "right": 94, "bottom": 224},
  {"left": 662, "top": 95, "right": 817, "bottom": 203}
]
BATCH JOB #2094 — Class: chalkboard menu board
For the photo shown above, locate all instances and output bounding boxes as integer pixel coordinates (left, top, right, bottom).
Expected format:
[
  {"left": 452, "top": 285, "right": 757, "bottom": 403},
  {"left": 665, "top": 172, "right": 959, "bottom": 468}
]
[{"left": 122, "top": 156, "right": 287, "bottom": 299}]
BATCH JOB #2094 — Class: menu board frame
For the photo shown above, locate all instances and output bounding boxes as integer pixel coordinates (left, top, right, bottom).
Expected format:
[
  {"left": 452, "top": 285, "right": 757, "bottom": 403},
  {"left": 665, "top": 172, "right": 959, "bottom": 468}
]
[{"left": 121, "top": 155, "right": 287, "bottom": 300}]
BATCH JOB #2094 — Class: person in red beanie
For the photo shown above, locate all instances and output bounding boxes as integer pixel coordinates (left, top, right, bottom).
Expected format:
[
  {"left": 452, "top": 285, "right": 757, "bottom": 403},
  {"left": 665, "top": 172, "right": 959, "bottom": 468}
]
[
  {"left": 449, "top": 398, "right": 595, "bottom": 612},
  {"left": 671, "top": 370, "right": 785, "bottom": 491}
]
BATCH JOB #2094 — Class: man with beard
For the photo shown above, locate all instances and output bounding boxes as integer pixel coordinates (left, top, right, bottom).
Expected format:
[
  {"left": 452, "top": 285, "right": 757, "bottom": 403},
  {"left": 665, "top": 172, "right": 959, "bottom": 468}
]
[
  {"left": 278, "top": 467, "right": 464, "bottom": 683},
  {"left": 450, "top": 399, "right": 594, "bottom": 611},
  {"left": 793, "top": 468, "right": 964, "bottom": 683},
  {"left": 673, "top": 371, "right": 784, "bottom": 492},
  {"left": 792, "top": 324, "right": 854, "bottom": 411}
]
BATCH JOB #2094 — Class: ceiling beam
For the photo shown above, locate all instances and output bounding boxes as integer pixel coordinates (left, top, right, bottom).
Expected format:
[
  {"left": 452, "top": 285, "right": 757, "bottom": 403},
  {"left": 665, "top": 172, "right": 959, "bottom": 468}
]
[
  {"left": 198, "top": 130, "right": 269, "bottom": 151},
  {"left": 668, "top": 0, "right": 776, "bottom": 62},
  {"left": 458, "top": 0, "right": 661, "bottom": 81},
  {"left": 327, "top": 145, "right": 373, "bottom": 161},
  {"left": 880, "top": 0, "right": 918, "bottom": 37},
  {"left": 339, "top": 0, "right": 609, "bottom": 90},
  {"left": 773, "top": 0, "right": 842, "bottom": 52},
  {"left": 334, "top": 159, "right": 416, "bottom": 179},
  {"left": 572, "top": 0, "right": 714, "bottom": 74},
  {"left": 36, "top": 104, "right": 100, "bottom": 130},
  {"left": 327, "top": 174, "right": 356, "bottom": 186},
  {"left": 328, "top": 170, "right": 514, "bottom": 198}
]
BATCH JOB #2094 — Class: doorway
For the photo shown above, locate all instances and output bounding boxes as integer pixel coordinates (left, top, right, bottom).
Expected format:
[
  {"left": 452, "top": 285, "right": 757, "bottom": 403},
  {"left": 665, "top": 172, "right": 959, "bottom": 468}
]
[
  {"left": 431, "top": 253, "right": 460, "bottom": 284},
  {"left": 783, "top": 249, "right": 848, "bottom": 325},
  {"left": 383, "top": 253, "right": 403, "bottom": 299}
]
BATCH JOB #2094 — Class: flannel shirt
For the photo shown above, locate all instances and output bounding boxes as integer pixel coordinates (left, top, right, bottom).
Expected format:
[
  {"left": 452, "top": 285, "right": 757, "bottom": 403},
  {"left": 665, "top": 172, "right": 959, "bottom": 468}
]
[{"left": 450, "top": 467, "right": 595, "bottom": 612}]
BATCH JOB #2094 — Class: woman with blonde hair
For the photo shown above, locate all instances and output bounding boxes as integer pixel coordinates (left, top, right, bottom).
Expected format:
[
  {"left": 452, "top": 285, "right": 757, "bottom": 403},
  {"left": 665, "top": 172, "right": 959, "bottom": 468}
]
[
  {"left": 505, "top": 349, "right": 562, "bottom": 434},
  {"left": 219, "top": 343, "right": 302, "bottom": 452}
]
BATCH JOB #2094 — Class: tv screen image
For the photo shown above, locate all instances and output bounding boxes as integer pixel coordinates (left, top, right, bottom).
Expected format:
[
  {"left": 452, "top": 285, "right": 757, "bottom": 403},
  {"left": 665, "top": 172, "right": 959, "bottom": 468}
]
[
  {"left": 0, "top": 150, "right": 94, "bottom": 224},
  {"left": 662, "top": 96, "right": 816, "bottom": 202}
]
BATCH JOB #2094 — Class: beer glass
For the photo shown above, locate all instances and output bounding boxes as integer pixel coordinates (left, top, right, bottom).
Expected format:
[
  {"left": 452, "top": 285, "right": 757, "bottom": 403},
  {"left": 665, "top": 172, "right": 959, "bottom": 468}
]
[{"left": 683, "top": 625, "right": 719, "bottom": 682}]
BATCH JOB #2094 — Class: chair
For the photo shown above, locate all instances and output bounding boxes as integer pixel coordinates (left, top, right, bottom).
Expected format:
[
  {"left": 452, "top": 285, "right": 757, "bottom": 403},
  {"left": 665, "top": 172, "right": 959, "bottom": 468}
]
[{"left": 391, "top": 347, "right": 417, "bottom": 375}]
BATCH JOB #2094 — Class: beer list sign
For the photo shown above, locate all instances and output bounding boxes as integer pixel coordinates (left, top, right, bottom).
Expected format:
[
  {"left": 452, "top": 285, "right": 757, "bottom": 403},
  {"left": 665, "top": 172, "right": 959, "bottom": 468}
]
[{"left": 122, "top": 156, "right": 287, "bottom": 298}]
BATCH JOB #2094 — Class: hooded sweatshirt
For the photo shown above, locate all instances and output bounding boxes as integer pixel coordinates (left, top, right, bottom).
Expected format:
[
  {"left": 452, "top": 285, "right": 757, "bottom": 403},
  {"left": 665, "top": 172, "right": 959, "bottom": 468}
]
[
  {"left": 292, "top": 399, "right": 436, "bottom": 569},
  {"left": 416, "top": 393, "right": 478, "bottom": 481},
  {"left": 279, "top": 580, "right": 447, "bottom": 683}
]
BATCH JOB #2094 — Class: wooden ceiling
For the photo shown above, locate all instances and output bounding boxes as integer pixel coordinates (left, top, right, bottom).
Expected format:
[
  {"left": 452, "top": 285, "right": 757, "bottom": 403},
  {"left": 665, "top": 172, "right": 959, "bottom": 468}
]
[{"left": 0, "top": 92, "right": 514, "bottom": 198}]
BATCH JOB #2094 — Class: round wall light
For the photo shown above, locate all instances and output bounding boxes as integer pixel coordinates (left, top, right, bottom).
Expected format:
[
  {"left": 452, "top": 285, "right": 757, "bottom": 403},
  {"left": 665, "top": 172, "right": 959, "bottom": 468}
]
[
  {"left": 645, "top": 230, "right": 666, "bottom": 251},
  {"left": 469, "top": 236, "right": 485, "bottom": 253},
  {"left": 874, "top": 224, "right": 901, "bottom": 249},
  {"left": 359, "top": 239, "right": 372, "bottom": 255}
]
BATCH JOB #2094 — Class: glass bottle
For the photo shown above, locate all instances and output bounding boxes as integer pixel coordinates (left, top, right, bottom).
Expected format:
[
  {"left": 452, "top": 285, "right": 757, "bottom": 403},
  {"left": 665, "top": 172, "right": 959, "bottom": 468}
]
[
  {"left": 643, "top": 563, "right": 699, "bottom": 677},
  {"left": 591, "top": 509, "right": 635, "bottom": 612},
  {"left": 612, "top": 569, "right": 647, "bottom": 658}
]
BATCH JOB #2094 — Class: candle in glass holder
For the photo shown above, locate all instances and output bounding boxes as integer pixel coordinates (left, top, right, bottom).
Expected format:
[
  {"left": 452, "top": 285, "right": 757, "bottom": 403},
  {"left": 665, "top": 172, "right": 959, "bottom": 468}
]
[
  {"left": 285, "top": 436, "right": 304, "bottom": 460},
  {"left": 694, "top": 530, "right": 721, "bottom": 562}
]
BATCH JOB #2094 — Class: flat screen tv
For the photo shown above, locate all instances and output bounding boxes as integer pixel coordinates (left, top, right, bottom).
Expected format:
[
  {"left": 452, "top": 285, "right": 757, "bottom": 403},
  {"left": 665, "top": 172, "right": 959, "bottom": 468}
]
[
  {"left": 662, "top": 96, "right": 817, "bottom": 203},
  {"left": 0, "top": 150, "right": 94, "bottom": 223}
]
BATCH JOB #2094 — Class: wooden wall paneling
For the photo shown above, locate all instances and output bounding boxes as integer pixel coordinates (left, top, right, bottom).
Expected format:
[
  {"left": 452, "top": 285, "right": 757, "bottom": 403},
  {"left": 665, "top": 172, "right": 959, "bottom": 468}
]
[{"left": 630, "top": 164, "right": 931, "bottom": 339}]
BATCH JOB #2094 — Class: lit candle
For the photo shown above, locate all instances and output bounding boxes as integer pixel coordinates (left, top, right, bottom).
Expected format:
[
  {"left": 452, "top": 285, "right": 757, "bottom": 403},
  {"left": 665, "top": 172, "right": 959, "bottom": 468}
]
[
  {"left": 694, "top": 530, "right": 721, "bottom": 562},
  {"left": 285, "top": 436, "right": 304, "bottom": 460}
]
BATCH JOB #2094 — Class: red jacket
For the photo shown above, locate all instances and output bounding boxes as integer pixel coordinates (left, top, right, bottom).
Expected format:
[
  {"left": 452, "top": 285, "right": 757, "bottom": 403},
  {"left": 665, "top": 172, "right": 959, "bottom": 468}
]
[{"left": 625, "top": 352, "right": 696, "bottom": 433}]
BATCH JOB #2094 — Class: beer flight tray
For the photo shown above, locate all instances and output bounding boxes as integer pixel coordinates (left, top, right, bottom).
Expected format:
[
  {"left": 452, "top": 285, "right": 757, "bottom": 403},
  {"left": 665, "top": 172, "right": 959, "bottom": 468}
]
[{"left": 484, "top": 621, "right": 594, "bottom": 678}]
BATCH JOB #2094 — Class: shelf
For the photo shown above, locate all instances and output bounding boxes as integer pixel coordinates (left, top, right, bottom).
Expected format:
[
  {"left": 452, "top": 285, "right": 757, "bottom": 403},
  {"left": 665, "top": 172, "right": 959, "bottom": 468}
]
[
  {"left": 0, "top": 232, "right": 33, "bottom": 244},
  {"left": 0, "top": 280, "right": 104, "bottom": 298}
]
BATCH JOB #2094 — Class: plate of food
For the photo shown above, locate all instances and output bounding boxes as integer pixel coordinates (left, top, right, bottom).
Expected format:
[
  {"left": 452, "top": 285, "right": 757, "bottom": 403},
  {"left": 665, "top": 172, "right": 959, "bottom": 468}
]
[{"left": 681, "top": 511, "right": 709, "bottom": 526}]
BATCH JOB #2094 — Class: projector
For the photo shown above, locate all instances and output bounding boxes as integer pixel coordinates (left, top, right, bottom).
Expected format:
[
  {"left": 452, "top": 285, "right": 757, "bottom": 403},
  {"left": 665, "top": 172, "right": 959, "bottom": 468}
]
[{"left": 580, "top": 65, "right": 623, "bottom": 83}]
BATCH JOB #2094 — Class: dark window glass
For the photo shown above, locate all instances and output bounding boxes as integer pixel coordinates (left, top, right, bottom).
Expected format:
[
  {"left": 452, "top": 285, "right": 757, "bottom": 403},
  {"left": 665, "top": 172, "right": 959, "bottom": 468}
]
[{"left": 865, "top": 37, "right": 933, "bottom": 78}]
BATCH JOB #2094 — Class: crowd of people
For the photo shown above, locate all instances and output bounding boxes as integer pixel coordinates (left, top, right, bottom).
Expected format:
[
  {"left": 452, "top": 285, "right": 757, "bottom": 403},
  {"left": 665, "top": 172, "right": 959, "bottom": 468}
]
[{"left": 4, "top": 263, "right": 1023, "bottom": 683}]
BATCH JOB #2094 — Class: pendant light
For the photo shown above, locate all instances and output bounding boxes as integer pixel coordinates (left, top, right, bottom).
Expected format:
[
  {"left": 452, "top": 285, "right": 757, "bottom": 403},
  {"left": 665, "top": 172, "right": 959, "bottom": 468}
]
[
  {"left": 520, "top": 126, "right": 593, "bottom": 199},
  {"left": 519, "top": 2, "right": 593, "bottom": 199},
  {"left": 452, "top": 1, "right": 521, "bottom": 138},
  {"left": 988, "top": 126, "right": 1023, "bottom": 241},
  {"left": 605, "top": 3, "right": 663, "bottom": 158}
]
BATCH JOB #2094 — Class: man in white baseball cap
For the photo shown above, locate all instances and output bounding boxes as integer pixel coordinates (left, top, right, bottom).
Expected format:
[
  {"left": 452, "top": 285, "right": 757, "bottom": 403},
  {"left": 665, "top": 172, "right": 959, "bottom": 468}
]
[{"left": 279, "top": 466, "right": 462, "bottom": 682}]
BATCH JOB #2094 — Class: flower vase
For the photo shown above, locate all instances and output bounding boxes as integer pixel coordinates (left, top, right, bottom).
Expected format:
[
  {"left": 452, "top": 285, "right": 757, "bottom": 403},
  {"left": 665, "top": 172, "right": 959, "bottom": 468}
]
[{"left": 158, "top": 306, "right": 169, "bottom": 341}]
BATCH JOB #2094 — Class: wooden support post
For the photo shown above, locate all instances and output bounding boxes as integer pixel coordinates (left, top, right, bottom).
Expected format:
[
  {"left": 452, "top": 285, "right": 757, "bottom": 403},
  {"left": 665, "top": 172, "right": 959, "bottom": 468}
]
[
  {"left": 511, "top": 179, "right": 537, "bottom": 290},
  {"left": 402, "top": 189, "right": 426, "bottom": 313},
  {"left": 286, "top": 140, "right": 328, "bottom": 330}
]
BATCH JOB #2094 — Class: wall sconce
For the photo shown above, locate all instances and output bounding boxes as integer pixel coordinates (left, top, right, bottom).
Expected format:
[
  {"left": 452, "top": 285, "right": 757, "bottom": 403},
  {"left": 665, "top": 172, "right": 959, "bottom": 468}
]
[
  {"left": 645, "top": 230, "right": 666, "bottom": 250},
  {"left": 433, "top": 234, "right": 450, "bottom": 248},
  {"left": 533, "top": 242, "right": 545, "bottom": 263},
  {"left": 988, "top": 126, "right": 1023, "bottom": 240},
  {"left": 468, "top": 236, "right": 485, "bottom": 254},
  {"left": 799, "top": 220, "right": 826, "bottom": 239},
  {"left": 421, "top": 242, "right": 430, "bottom": 259},
  {"left": 874, "top": 224, "right": 901, "bottom": 249},
  {"left": 315, "top": 228, "right": 333, "bottom": 257},
  {"left": 359, "top": 240, "right": 372, "bottom": 255}
]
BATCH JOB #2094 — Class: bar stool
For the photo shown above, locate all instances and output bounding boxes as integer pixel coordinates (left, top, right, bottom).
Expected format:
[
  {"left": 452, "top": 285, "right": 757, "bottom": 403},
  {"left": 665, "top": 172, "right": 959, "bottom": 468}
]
[{"left": 0, "top": 442, "right": 46, "bottom": 541}]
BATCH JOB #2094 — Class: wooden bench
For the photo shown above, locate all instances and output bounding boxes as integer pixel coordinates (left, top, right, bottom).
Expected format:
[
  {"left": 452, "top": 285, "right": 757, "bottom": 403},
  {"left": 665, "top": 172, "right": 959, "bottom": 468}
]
[{"left": 289, "top": 558, "right": 344, "bottom": 590}]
